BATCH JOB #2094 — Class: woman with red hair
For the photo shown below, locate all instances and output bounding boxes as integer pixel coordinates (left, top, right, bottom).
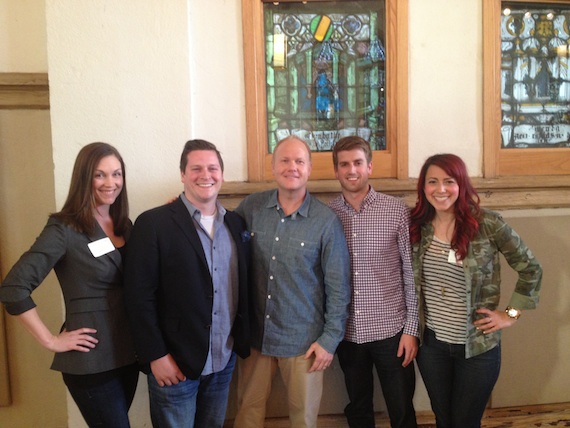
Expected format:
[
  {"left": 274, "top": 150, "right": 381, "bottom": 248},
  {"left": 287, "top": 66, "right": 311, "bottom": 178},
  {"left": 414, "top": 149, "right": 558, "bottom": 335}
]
[{"left": 410, "top": 153, "right": 542, "bottom": 428}]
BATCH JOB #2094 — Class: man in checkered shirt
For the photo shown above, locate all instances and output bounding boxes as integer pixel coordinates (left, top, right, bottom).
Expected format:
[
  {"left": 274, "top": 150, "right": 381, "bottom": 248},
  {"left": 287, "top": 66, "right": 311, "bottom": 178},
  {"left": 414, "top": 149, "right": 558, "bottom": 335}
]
[{"left": 329, "top": 136, "right": 419, "bottom": 428}]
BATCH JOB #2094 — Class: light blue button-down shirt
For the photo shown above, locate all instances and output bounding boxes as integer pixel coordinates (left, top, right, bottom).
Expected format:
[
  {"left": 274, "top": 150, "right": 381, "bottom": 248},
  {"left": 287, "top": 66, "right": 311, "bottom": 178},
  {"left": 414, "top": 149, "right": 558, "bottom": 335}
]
[
  {"left": 180, "top": 193, "right": 238, "bottom": 374},
  {"left": 236, "top": 189, "right": 350, "bottom": 357}
]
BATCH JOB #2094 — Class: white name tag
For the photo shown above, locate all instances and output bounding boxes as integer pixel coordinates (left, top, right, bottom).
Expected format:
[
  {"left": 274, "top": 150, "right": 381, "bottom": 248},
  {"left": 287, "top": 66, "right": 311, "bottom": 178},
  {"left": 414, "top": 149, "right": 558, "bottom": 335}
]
[{"left": 88, "top": 237, "right": 116, "bottom": 257}]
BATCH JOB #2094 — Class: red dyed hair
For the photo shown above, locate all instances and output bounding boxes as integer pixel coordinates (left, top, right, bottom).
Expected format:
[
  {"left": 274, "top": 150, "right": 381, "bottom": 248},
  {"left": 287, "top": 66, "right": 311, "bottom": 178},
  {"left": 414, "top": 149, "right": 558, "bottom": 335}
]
[{"left": 409, "top": 154, "right": 481, "bottom": 260}]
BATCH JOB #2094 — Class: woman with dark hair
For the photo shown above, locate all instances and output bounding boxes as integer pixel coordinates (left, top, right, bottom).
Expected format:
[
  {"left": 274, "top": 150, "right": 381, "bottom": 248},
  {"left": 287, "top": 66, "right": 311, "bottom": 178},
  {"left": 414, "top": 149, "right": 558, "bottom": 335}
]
[
  {"left": 410, "top": 153, "right": 542, "bottom": 428},
  {"left": 0, "top": 142, "right": 138, "bottom": 427}
]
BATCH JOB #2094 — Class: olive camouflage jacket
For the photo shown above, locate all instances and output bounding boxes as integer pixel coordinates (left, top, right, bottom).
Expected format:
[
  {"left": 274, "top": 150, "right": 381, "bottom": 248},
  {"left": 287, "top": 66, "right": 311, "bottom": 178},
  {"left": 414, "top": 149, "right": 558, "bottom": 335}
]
[{"left": 412, "top": 209, "right": 542, "bottom": 358}]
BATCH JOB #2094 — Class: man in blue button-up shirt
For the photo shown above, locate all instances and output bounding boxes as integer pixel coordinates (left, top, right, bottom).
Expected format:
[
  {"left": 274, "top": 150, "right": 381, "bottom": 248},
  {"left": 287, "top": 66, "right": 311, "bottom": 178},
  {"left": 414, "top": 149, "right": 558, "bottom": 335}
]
[
  {"left": 234, "top": 136, "right": 350, "bottom": 428},
  {"left": 125, "top": 140, "right": 251, "bottom": 428}
]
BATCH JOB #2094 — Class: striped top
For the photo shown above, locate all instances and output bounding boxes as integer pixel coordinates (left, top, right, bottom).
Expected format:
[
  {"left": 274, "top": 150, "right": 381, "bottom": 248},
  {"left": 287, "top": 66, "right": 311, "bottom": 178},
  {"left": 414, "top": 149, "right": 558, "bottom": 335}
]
[{"left": 422, "top": 237, "right": 467, "bottom": 344}]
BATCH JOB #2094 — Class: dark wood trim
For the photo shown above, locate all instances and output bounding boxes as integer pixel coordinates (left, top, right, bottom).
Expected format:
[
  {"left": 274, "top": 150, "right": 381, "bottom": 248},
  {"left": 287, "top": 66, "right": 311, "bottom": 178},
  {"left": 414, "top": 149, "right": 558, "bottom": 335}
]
[{"left": 0, "top": 73, "right": 49, "bottom": 110}]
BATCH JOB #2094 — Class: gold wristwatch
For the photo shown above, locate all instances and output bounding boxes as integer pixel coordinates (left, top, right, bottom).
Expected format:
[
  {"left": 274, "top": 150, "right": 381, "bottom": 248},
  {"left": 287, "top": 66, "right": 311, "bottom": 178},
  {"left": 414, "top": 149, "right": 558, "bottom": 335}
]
[{"left": 505, "top": 306, "right": 521, "bottom": 320}]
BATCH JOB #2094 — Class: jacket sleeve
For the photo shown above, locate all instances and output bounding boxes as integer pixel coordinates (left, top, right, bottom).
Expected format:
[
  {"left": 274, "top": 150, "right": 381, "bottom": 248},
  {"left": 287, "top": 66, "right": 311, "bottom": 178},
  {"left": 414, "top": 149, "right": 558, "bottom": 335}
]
[
  {"left": 0, "top": 217, "right": 67, "bottom": 315},
  {"left": 123, "top": 211, "right": 168, "bottom": 364},
  {"left": 488, "top": 211, "right": 543, "bottom": 310}
]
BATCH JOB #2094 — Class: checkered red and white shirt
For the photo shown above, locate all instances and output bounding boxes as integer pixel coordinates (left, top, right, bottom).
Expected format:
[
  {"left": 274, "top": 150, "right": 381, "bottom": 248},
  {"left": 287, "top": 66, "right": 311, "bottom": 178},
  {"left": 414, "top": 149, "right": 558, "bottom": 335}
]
[{"left": 329, "top": 187, "right": 419, "bottom": 343}]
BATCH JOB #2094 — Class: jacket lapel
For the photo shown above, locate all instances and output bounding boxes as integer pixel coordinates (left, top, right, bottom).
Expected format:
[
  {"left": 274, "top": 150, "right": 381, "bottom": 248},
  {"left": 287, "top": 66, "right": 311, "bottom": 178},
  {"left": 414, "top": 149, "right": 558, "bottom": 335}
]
[{"left": 170, "top": 199, "right": 210, "bottom": 269}]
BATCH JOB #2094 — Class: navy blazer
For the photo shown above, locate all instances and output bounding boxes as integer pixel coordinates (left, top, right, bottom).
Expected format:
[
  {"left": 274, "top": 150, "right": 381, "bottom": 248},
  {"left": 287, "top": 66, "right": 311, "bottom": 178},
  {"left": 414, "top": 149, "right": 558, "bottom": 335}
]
[
  {"left": 124, "top": 198, "right": 250, "bottom": 379},
  {"left": 0, "top": 217, "right": 137, "bottom": 374}
]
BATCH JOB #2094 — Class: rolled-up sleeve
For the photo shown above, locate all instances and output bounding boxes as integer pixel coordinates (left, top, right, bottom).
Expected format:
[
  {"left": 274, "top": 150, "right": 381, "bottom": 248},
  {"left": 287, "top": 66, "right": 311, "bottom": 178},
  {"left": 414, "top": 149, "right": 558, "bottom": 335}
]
[{"left": 0, "top": 218, "right": 67, "bottom": 315}]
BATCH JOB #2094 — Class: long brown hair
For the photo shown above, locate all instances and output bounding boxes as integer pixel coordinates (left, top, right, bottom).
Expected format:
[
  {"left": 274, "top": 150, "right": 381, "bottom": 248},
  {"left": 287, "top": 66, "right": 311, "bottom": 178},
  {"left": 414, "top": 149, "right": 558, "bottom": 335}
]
[
  {"left": 410, "top": 153, "right": 480, "bottom": 260},
  {"left": 51, "top": 142, "right": 130, "bottom": 236}
]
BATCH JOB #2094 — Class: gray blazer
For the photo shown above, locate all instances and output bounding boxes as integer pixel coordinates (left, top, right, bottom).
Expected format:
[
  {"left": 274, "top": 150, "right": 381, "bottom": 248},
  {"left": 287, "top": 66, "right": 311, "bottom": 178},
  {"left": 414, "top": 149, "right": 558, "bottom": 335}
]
[{"left": 0, "top": 216, "right": 136, "bottom": 374}]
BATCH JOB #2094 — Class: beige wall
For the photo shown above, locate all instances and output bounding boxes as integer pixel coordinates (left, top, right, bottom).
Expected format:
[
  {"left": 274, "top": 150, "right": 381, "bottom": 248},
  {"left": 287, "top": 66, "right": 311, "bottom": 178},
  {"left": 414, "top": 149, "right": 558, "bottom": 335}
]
[
  {"left": 495, "top": 210, "right": 570, "bottom": 407},
  {"left": 0, "top": 111, "right": 67, "bottom": 427},
  {"left": 1, "top": 0, "right": 569, "bottom": 427},
  {"left": 1, "top": 1, "right": 69, "bottom": 427}
]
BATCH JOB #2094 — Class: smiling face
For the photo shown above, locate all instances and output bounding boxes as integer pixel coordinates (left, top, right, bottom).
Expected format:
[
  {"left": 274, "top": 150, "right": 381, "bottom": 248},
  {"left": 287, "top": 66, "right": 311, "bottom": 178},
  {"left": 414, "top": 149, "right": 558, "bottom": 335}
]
[
  {"left": 424, "top": 165, "right": 459, "bottom": 214},
  {"left": 181, "top": 149, "right": 223, "bottom": 211},
  {"left": 334, "top": 148, "right": 372, "bottom": 197},
  {"left": 272, "top": 138, "right": 312, "bottom": 194},
  {"left": 92, "top": 155, "right": 123, "bottom": 208}
]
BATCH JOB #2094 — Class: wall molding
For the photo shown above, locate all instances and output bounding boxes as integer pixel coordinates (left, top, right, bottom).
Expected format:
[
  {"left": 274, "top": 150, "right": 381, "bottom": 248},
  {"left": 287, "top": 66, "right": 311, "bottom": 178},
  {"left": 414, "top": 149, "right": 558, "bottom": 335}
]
[
  {"left": 219, "top": 176, "right": 570, "bottom": 210},
  {"left": 0, "top": 73, "right": 49, "bottom": 110}
]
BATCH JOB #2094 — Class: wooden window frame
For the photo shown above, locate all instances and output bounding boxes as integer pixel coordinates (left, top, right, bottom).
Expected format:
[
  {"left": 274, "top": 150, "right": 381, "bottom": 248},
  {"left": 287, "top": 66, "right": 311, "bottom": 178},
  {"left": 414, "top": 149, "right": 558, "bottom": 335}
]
[
  {"left": 483, "top": 0, "right": 570, "bottom": 177},
  {"left": 241, "top": 0, "right": 409, "bottom": 182}
]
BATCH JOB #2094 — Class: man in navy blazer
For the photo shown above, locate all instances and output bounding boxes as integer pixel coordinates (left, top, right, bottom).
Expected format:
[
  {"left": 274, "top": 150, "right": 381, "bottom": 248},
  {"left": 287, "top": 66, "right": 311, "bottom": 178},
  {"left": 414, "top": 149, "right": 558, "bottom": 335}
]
[{"left": 124, "top": 139, "right": 250, "bottom": 428}]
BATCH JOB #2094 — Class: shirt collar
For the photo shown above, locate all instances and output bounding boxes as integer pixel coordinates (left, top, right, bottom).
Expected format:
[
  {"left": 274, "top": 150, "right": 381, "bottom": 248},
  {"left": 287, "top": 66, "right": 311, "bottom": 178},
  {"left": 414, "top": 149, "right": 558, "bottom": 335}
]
[
  {"left": 341, "top": 185, "right": 376, "bottom": 212},
  {"left": 266, "top": 189, "right": 311, "bottom": 219},
  {"left": 180, "top": 192, "right": 226, "bottom": 221}
]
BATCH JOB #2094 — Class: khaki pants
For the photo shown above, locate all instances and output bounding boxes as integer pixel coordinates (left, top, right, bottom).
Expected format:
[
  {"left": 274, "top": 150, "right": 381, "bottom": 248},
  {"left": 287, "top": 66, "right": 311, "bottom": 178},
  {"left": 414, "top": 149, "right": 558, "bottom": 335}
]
[{"left": 234, "top": 348, "right": 324, "bottom": 428}]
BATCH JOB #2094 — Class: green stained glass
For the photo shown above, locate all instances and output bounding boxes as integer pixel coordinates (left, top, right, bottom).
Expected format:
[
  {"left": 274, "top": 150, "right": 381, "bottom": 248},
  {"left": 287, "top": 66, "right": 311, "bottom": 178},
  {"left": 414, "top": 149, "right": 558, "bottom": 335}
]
[{"left": 264, "top": 1, "right": 386, "bottom": 152}]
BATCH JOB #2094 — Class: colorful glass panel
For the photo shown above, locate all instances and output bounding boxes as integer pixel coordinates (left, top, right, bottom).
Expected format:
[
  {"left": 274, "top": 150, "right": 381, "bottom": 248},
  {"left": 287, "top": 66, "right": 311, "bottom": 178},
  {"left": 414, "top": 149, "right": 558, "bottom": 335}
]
[
  {"left": 264, "top": 1, "right": 386, "bottom": 153},
  {"left": 501, "top": 3, "right": 570, "bottom": 148}
]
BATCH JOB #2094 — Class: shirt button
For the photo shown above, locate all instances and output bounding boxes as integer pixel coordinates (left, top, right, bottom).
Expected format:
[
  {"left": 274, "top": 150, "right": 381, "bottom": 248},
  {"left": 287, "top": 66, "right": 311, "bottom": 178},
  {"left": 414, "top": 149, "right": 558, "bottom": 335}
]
[
  {"left": 270, "top": 275, "right": 274, "bottom": 280},
  {"left": 355, "top": 272, "right": 359, "bottom": 276},
  {"left": 281, "top": 219, "right": 285, "bottom": 223},
  {"left": 272, "top": 256, "right": 276, "bottom": 260},
  {"left": 355, "top": 291, "right": 360, "bottom": 295},
  {"left": 275, "top": 237, "right": 279, "bottom": 241},
  {"left": 301, "top": 242, "right": 305, "bottom": 247},
  {"left": 268, "top": 295, "right": 271, "bottom": 299},
  {"left": 353, "top": 233, "right": 357, "bottom": 237},
  {"left": 266, "top": 315, "right": 270, "bottom": 319}
]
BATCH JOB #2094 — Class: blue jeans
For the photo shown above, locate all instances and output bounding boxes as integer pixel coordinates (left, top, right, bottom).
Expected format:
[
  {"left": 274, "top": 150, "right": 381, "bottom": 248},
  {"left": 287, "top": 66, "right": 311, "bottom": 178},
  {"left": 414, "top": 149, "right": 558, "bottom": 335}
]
[
  {"left": 337, "top": 331, "right": 417, "bottom": 428},
  {"left": 63, "top": 363, "right": 139, "bottom": 428},
  {"left": 148, "top": 352, "right": 236, "bottom": 428},
  {"left": 416, "top": 329, "right": 501, "bottom": 428}
]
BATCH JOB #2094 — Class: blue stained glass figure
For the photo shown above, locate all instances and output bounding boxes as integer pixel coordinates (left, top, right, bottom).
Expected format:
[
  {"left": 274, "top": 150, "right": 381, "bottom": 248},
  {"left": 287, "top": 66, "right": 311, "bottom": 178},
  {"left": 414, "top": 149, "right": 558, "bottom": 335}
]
[
  {"left": 315, "top": 71, "right": 340, "bottom": 120},
  {"left": 315, "top": 71, "right": 332, "bottom": 119}
]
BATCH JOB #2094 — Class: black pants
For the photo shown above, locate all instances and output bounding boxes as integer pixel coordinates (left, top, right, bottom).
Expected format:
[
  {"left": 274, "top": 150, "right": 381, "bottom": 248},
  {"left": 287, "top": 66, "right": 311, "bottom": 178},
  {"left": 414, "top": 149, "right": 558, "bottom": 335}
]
[
  {"left": 337, "top": 331, "right": 417, "bottom": 428},
  {"left": 63, "top": 363, "right": 139, "bottom": 428}
]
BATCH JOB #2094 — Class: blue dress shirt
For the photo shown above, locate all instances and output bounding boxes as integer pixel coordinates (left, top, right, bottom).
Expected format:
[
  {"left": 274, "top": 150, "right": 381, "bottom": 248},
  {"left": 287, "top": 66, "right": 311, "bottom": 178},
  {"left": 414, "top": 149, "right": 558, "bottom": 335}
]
[{"left": 236, "top": 189, "right": 350, "bottom": 357}]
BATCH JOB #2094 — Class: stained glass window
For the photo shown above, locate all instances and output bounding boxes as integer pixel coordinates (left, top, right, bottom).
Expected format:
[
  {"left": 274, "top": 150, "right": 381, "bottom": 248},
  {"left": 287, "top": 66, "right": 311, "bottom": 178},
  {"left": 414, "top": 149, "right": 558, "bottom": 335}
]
[
  {"left": 501, "top": 3, "right": 570, "bottom": 148},
  {"left": 264, "top": 1, "right": 386, "bottom": 153}
]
